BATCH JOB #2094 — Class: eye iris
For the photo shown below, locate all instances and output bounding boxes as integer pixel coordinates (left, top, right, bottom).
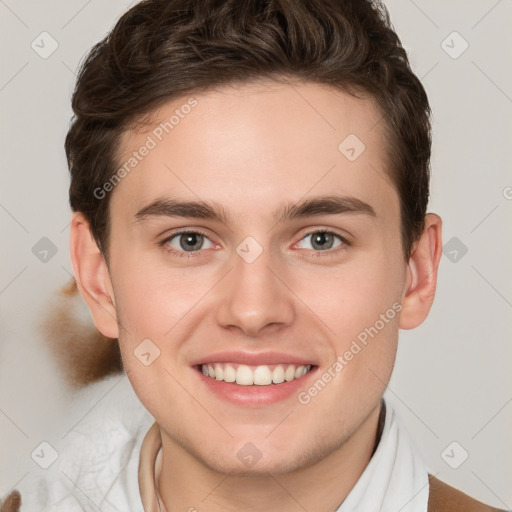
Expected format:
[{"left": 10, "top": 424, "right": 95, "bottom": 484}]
[
  {"left": 180, "top": 233, "right": 203, "bottom": 251},
  {"left": 311, "top": 232, "right": 334, "bottom": 250}
]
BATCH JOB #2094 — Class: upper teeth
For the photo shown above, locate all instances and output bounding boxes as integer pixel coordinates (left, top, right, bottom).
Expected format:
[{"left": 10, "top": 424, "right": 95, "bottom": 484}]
[{"left": 200, "top": 363, "right": 312, "bottom": 386}]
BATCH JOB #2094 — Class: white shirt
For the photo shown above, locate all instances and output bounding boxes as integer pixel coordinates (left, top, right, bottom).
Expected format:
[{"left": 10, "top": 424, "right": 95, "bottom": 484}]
[
  {"left": 336, "top": 401, "right": 429, "bottom": 512},
  {"left": 15, "top": 374, "right": 429, "bottom": 512}
]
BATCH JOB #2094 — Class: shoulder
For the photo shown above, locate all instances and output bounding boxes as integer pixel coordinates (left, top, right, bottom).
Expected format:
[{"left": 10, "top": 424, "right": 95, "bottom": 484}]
[
  {"left": 428, "top": 475, "right": 507, "bottom": 512},
  {"left": 2, "top": 375, "right": 153, "bottom": 512}
]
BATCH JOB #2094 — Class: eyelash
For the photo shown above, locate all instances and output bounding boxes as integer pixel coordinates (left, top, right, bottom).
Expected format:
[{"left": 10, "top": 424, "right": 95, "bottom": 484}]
[
  {"left": 158, "top": 229, "right": 212, "bottom": 259},
  {"left": 158, "top": 229, "right": 351, "bottom": 259}
]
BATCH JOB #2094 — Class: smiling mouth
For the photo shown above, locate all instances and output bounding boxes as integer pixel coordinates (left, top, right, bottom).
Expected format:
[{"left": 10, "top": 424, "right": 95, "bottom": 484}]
[{"left": 197, "top": 363, "right": 315, "bottom": 386}]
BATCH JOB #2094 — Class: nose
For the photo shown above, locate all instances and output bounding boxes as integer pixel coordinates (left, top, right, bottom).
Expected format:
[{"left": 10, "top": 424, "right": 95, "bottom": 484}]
[{"left": 215, "top": 245, "right": 295, "bottom": 338}]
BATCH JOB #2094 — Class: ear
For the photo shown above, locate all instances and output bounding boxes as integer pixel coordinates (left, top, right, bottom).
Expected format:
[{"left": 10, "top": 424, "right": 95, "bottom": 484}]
[
  {"left": 69, "top": 212, "right": 119, "bottom": 339},
  {"left": 399, "top": 213, "right": 443, "bottom": 330}
]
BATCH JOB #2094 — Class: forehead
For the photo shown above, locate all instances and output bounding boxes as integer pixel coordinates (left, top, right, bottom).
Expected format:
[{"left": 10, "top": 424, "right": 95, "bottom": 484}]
[{"left": 111, "top": 80, "right": 397, "bottom": 223}]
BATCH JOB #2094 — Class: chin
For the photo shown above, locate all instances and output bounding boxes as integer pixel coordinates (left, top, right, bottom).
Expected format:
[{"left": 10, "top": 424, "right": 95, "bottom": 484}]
[
  {"left": 193, "top": 436, "right": 326, "bottom": 477},
  {"left": 202, "top": 452, "right": 303, "bottom": 477}
]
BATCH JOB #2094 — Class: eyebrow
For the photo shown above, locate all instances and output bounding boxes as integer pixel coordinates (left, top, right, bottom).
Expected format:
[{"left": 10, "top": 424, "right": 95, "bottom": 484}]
[{"left": 134, "top": 194, "right": 376, "bottom": 225}]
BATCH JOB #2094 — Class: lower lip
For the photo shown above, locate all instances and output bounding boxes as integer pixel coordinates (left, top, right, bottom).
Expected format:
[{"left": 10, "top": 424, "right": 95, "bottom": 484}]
[{"left": 195, "top": 367, "right": 318, "bottom": 406}]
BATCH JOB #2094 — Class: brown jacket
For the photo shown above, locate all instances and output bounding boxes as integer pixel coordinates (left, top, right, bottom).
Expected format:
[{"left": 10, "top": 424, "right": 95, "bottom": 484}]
[{"left": 0, "top": 474, "right": 506, "bottom": 512}]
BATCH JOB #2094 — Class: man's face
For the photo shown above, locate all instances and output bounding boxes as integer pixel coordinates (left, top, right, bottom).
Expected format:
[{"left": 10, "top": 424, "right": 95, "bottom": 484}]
[{"left": 107, "top": 80, "right": 408, "bottom": 474}]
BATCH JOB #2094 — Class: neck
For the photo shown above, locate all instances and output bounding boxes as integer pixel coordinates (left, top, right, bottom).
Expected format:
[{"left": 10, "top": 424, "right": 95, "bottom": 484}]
[{"left": 157, "top": 403, "right": 383, "bottom": 512}]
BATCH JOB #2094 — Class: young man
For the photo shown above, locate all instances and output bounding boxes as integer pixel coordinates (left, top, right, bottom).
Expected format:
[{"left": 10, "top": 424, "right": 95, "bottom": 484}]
[{"left": 2, "top": 0, "right": 505, "bottom": 511}]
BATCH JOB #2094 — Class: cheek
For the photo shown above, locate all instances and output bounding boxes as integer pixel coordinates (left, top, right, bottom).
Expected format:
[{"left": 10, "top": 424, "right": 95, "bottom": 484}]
[
  {"left": 109, "top": 255, "right": 218, "bottom": 407},
  {"left": 295, "top": 259, "right": 401, "bottom": 422},
  {"left": 299, "top": 252, "right": 404, "bottom": 343},
  {"left": 295, "top": 249, "right": 403, "bottom": 403},
  {"left": 110, "top": 252, "right": 210, "bottom": 339}
]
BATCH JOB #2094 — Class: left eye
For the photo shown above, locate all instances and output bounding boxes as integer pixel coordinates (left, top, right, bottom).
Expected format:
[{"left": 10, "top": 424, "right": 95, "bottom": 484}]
[
  {"left": 296, "top": 231, "right": 345, "bottom": 251},
  {"left": 165, "top": 232, "right": 214, "bottom": 252}
]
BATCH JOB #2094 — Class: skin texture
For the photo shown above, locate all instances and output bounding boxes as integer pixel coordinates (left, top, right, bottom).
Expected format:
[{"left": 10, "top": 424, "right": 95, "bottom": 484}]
[{"left": 70, "top": 79, "right": 442, "bottom": 512}]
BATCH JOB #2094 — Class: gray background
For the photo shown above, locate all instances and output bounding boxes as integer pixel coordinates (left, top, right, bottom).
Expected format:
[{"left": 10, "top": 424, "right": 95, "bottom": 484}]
[{"left": 1, "top": 0, "right": 511, "bottom": 508}]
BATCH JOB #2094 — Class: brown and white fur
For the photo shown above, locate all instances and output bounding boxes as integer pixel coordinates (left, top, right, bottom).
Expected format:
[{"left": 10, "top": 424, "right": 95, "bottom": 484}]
[{"left": 39, "top": 278, "right": 123, "bottom": 389}]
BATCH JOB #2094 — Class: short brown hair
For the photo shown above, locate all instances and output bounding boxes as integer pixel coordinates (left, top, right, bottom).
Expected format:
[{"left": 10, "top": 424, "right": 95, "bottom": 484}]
[{"left": 66, "top": 0, "right": 431, "bottom": 259}]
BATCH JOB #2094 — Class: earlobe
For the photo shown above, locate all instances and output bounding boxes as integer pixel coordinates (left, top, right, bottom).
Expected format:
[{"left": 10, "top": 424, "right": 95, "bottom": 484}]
[
  {"left": 399, "top": 213, "right": 443, "bottom": 330},
  {"left": 69, "top": 212, "right": 119, "bottom": 339}
]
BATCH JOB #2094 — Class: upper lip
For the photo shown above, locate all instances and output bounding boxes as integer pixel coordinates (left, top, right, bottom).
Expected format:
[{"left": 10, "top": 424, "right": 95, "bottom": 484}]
[{"left": 190, "top": 350, "right": 317, "bottom": 367}]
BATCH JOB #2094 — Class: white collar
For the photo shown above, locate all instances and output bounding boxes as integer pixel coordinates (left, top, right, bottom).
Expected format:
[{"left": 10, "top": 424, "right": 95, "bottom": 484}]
[
  {"left": 336, "top": 399, "right": 429, "bottom": 512},
  {"left": 14, "top": 373, "right": 429, "bottom": 512},
  {"left": 139, "top": 399, "right": 429, "bottom": 512}
]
